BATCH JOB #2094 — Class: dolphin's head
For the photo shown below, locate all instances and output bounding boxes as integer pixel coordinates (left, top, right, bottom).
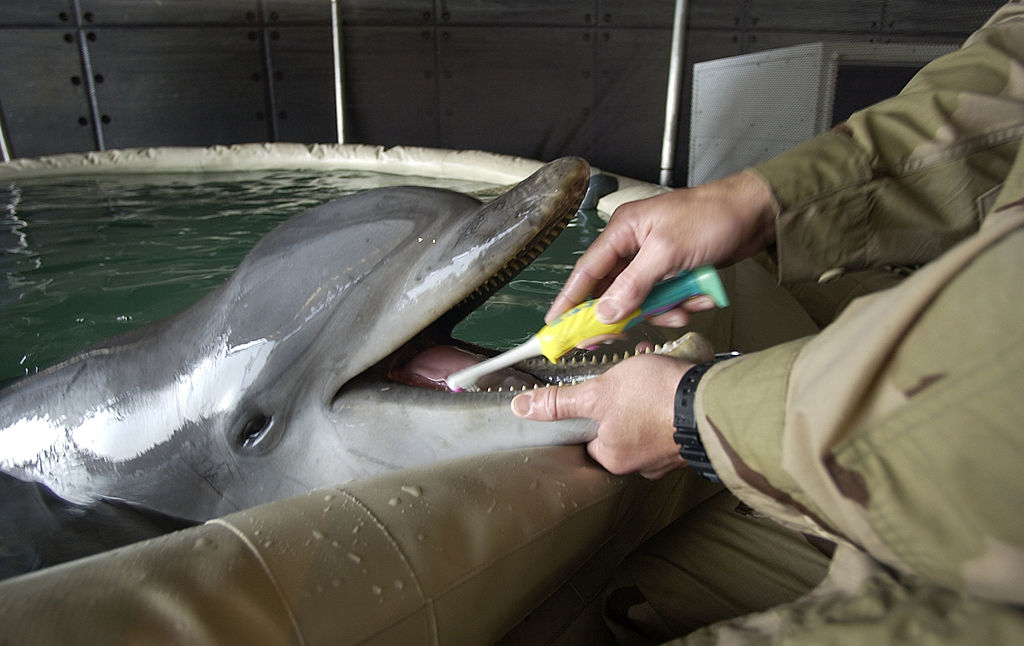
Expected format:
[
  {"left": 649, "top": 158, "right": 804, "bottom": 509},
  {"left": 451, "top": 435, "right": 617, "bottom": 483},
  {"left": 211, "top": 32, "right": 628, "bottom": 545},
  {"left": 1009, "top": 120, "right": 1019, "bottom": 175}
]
[{"left": 151, "top": 157, "right": 593, "bottom": 517}]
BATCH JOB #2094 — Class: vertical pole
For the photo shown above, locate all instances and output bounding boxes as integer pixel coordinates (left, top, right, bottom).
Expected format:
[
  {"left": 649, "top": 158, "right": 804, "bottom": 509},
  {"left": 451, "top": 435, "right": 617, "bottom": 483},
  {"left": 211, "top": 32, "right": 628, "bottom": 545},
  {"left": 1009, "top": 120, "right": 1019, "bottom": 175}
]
[
  {"left": 72, "top": 0, "right": 105, "bottom": 151},
  {"left": 659, "top": 0, "right": 687, "bottom": 186},
  {"left": 0, "top": 109, "right": 10, "bottom": 162},
  {"left": 259, "top": 0, "right": 280, "bottom": 142},
  {"left": 330, "top": 0, "right": 345, "bottom": 143}
]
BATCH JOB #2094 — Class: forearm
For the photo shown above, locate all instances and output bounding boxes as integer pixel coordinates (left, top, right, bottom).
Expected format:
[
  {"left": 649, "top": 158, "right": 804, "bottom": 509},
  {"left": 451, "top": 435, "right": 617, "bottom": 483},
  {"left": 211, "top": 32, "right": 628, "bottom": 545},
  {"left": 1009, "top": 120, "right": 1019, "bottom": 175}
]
[
  {"left": 696, "top": 203, "right": 1024, "bottom": 601},
  {"left": 751, "top": 2, "right": 1024, "bottom": 283}
]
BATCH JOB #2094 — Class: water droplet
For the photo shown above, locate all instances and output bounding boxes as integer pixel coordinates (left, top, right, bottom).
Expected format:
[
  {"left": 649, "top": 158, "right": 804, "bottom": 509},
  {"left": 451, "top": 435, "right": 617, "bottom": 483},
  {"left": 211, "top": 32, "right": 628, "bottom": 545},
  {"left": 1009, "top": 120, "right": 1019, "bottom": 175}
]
[
  {"left": 324, "top": 493, "right": 336, "bottom": 502},
  {"left": 193, "top": 537, "right": 212, "bottom": 550},
  {"left": 387, "top": 497, "right": 400, "bottom": 506},
  {"left": 371, "top": 585, "right": 382, "bottom": 595},
  {"left": 312, "top": 529, "right": 325, "bottom": 540},
  {"left": 347, "top": 552, "right": 362, "bottom": 564},
  {"left": 394, "top": 579, "right": 404, "bottom": 591},
  {"left": 400, "top": 485, "right": 422, "bottom": 497}
]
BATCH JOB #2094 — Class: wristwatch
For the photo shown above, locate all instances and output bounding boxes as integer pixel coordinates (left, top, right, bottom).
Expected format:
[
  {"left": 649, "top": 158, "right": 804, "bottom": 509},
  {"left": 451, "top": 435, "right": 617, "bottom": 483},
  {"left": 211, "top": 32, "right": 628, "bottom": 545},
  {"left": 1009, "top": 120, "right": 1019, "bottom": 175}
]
[{"left": 673, "top": 359, "right": 727, "bottom": 483}]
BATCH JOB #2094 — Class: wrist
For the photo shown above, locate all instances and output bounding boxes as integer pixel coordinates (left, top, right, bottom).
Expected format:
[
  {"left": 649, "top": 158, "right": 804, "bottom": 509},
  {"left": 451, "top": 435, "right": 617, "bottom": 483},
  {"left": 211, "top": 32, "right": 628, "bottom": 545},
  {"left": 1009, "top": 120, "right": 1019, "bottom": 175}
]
[{"left": 672, "top": 358, "right": 729, "bottom": 483}]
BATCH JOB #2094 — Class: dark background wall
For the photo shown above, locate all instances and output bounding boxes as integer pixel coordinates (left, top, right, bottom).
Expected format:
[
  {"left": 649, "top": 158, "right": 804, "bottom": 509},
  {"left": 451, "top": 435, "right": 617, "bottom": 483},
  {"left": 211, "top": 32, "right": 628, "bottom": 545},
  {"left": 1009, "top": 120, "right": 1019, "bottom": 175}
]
[{"left": 0, "top": 0, "right": 1005, "bottom": 185}]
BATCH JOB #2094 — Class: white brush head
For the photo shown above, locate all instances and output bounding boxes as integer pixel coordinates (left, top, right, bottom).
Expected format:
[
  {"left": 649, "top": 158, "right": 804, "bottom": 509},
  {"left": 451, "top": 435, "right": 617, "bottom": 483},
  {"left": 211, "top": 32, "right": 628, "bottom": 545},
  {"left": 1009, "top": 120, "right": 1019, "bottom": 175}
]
[{"left": 446, "top": 337, "right": 544, "bottom": 392}]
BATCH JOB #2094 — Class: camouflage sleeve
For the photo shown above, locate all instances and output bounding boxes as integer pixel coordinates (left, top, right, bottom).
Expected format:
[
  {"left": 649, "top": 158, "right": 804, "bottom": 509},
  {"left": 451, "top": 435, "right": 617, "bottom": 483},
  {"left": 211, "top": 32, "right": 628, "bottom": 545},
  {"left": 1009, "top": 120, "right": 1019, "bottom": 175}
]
[
  {"left": 749, "top": 2, "right": 1024, "bottom": 283},
  {"left": 695, "top": 1, "right": 1024, "bottom": 612},
  {"left": 684, "top": 546, "right": 1024, "bottom": 645}
]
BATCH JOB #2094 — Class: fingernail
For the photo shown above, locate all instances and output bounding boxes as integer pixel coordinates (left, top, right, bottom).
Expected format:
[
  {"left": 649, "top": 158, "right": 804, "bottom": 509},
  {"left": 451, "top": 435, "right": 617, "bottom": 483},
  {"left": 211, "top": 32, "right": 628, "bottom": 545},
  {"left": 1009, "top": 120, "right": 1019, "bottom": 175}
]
[
  {"left": 596, "top": 297, "right": 621, "bottom": 323},
  {"left": 511, "top": 392, "right": 533, "bottom": 417}
]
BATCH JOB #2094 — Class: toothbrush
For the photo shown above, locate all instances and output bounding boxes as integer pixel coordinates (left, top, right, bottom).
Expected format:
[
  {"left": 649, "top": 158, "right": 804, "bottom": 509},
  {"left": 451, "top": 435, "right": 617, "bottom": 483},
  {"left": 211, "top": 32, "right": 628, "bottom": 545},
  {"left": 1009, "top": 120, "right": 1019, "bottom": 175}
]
[{"left": 446, "top": 266, "right": 728, "bottom": 392}]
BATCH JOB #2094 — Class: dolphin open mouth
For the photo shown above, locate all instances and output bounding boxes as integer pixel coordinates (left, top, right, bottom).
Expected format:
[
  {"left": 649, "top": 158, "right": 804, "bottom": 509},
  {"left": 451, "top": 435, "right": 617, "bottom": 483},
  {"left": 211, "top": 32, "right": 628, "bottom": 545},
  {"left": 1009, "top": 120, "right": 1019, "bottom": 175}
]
[{"left": 380, "top": 208, "right": 571, "bottom": 393}]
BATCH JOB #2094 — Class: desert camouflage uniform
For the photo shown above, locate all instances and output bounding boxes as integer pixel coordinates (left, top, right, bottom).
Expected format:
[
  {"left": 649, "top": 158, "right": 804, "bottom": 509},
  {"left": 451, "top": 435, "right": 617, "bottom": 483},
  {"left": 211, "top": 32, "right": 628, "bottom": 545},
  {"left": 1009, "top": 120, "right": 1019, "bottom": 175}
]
[{"left": 687, "top": 2, "right": 1024, "bottom": 642}]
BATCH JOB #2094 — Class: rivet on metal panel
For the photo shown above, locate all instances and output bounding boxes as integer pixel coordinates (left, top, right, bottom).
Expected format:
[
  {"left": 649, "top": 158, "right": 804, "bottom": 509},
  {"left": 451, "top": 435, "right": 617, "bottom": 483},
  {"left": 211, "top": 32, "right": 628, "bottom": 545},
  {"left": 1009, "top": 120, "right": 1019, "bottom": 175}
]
[
  {"left": 86, "top": 32, "right": 96, "bottom": 42},
  {"left": 422, "top": 12, "right": 431, "bottom": 22},
  {"left": 584, "top": 13, "right": 592, "bottom": 23},
  {"left": 247, "top": 31, "right": 257, "bottom": 41},
  {"left": 77, "top": 116, "right": 88, "bottom": 126},
  {"left": 94, "top": 74, "right": 104, "bottom": 83},
  {"left": 70, "top": 76, "right": 82, "bottom": 86},
  {"left": 63, "top": 33, "right": 73, "bottom": 43},
  {"left": 59, "top": 12, "right": 70, "bottom": 22},
  {"left": 442, "top": 12, "right": 450, "bottom": 21},
  {"left": 100, "top": 115, "right": 111, "bottom": 124}
]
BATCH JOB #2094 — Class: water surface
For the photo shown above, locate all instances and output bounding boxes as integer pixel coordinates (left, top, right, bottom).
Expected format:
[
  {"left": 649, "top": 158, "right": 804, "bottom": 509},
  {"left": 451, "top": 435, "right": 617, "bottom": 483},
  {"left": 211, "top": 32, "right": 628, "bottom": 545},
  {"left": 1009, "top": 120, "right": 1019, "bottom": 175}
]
[{"left": 1, "top": 169, "right": 601, "bottom": 387}]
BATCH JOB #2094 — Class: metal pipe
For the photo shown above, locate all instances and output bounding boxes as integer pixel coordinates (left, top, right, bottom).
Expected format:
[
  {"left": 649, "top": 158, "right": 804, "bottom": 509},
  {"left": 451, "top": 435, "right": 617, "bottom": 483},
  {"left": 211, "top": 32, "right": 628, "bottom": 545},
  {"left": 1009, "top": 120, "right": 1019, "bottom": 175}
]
[
  {"left": 259, "top": 0, "right": 280, "bottom": 141},
  {"left": 330, "top": 0, "right": 345, "bottom": 143},
  {"left": 72, "top": 0, "right": 105, "bottom": 151},
  {"left": 0, "top": 109, "right": 10, "bottom": 162},
  {"left": 659, "top": 0, "right": 688, "bottom": 186}
]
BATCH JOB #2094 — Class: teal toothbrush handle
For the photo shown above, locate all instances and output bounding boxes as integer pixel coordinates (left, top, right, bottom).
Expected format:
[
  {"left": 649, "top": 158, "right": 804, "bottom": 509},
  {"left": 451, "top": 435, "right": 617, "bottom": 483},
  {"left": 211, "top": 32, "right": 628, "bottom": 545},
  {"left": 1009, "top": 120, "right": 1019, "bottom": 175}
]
[{"left": 624, "top": 266, "right": 728, "bottom": 329}]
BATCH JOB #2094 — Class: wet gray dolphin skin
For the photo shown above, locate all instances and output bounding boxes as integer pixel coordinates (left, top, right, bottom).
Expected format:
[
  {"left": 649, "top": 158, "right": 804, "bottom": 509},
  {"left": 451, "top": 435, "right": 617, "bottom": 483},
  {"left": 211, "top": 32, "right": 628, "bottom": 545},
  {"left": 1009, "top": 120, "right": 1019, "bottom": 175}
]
[{"left": 0, "top": 157, "right": 594, "bottom": 522}]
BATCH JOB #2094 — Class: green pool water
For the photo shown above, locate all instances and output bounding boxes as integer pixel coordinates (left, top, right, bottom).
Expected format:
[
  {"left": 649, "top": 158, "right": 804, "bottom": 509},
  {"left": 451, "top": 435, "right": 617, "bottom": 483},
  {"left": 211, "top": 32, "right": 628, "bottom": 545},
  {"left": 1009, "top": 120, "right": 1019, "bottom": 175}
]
[{"left": 0, "top": 169, "right": 602, "bottom": 387}]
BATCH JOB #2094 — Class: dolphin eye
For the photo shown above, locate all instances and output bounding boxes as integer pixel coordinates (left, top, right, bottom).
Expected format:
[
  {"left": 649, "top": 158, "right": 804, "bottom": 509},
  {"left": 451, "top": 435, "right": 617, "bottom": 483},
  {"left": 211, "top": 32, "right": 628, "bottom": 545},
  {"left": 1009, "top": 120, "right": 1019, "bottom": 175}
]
[{"left": 236, "top": 413, "right": 273, "bottom": 451}]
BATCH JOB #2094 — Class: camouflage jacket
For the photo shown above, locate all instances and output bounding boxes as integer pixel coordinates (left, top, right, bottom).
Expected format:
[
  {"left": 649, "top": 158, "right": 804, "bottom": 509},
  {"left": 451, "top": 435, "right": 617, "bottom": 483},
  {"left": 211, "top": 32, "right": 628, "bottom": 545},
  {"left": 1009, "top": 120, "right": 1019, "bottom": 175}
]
[{"left": 694, "top": 3, "right": 1024, "bottom": 642}]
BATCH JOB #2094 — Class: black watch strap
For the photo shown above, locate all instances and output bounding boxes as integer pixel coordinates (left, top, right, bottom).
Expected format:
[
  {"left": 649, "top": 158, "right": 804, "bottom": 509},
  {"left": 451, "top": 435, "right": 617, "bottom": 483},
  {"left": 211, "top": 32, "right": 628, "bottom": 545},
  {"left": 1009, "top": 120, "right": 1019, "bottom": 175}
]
[{"left": 673, "top": 360, "right": 722, "bottom": 483}]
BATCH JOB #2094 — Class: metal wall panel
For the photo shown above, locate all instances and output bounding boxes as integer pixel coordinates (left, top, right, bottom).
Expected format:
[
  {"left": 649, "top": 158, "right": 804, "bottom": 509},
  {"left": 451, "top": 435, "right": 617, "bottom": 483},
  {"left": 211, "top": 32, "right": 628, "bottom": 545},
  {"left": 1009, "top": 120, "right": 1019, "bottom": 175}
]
[
  {"left": 0, "top": 0, "right": 73, "bottom": 25},
  {"left": 741, "top": 31, "right": 875, "bottom": 54},
  {"left": 341, "top": 26, "right": 439, "bottom": 148},
  {"left": 269, "top": 26, "right": 337, "bottom": 143},
  {"left": 79, "top": 0, "right": 257, "bottom": 25},
  {"left": 87, "top": 28, "right": 269, "bottom": 148},
  {"left": 0, "top": 29, "right": 95, "bottom": 157},
  {"left": 440, "top": 0, "right": 593, "bottom": 26},
  {"left": 596, "top": 0, "right": 675, "bottom": 28},
  {"left": 747, "top": 0, "right": 884, "bottom": 32},
  {"left": 340, "top": 0, "right": 434, "bottom": 26},
  {"left": 883, "top": 0, "right": 1004, "bottom": 35},
  {"left": 265, "top": 0, "right": 331, "bottom": 23},
  {"left": 585, "top": 27, "right": 672, "bottom": 181},
  {"left": 437, "top": 26, "right": 592, "bottom": 160}
]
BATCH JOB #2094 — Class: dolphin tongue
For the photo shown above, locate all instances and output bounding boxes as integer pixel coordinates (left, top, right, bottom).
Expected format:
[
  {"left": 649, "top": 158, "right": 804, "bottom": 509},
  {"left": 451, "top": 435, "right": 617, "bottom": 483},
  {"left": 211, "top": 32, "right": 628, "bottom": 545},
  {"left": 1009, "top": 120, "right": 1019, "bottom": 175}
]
[{"left": 388, "top": 345, "right": 542, "bottom": 392}]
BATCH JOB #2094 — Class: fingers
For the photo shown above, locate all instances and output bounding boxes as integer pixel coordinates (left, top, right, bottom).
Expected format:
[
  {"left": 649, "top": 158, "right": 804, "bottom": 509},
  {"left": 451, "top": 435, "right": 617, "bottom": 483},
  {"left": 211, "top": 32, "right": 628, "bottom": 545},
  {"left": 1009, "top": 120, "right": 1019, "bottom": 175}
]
[
  {"left": 511, "top": 383, "right": 596, "bottom": 422},
  {"left": 545, "top": 210, "right": 646, "bottom": 323}
]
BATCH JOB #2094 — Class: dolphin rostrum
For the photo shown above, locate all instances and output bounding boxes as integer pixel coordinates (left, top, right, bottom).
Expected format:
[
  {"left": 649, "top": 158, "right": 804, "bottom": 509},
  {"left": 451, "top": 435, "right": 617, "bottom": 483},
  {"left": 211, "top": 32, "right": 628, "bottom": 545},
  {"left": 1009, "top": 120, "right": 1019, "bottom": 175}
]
[{"left": 0, "top": 157, "right": 599, "bottom": 522}]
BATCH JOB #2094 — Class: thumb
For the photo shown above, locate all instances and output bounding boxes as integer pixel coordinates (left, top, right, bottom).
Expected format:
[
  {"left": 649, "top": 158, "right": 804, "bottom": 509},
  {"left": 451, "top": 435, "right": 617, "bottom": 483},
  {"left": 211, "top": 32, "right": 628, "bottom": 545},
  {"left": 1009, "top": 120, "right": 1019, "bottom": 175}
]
[{"left": 510, "top": 384, "right": 593, "bottom": 421}]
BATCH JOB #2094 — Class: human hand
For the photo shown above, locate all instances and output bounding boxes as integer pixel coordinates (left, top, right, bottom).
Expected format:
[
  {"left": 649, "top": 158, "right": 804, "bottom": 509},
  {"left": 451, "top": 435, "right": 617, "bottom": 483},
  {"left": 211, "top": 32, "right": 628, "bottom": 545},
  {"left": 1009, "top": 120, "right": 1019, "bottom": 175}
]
[
  {"left": 511, "top": 354, "right": 692, "bottom": 479},
  {"left": 546, "top": 171, "right": 775, "bottom": 326}
]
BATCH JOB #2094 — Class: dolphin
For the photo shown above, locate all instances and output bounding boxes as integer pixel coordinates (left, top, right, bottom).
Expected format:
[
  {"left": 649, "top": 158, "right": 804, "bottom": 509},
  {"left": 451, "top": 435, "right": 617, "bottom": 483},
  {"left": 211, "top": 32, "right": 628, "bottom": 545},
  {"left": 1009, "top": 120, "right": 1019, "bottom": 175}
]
[{"left": 0, "top": 157, "right": 598, "bottom": 522}]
